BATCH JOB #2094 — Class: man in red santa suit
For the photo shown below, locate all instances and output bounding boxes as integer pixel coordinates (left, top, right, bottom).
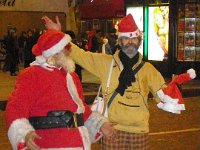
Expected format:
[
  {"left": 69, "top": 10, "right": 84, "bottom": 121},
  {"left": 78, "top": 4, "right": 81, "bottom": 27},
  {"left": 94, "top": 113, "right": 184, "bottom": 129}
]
[{"left": 5, "top": 29, "right": 114, "bottom": 150}]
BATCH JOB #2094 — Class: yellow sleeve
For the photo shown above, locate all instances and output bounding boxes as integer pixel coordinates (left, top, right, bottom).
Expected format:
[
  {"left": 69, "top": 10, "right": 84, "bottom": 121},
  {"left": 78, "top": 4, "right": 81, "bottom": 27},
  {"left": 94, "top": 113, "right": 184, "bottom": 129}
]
[
  {"left": 70, "top": 42, "right": 112, "bottom": 78},
  {"left": 146, "top": 63, "right": 166, "bottom": 102}
]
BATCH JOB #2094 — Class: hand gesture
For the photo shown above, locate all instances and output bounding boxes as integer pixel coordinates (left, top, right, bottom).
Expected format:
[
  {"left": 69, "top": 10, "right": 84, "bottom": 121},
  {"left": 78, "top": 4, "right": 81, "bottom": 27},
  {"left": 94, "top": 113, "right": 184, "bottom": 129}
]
[
  {"left": 42, "top": 16, "right": 61, "bottom": 31},
  {"left": 25, "top": 131, "right": 41, "bottom": 150},
  {"left": 100, "top": 122, "right": 116, "bottom": 140}
]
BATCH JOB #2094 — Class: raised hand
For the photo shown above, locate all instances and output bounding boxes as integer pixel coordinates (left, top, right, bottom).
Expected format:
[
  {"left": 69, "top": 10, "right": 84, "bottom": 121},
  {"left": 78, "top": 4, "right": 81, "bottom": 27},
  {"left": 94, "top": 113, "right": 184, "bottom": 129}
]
[{"left": 42, "top": 16, "right": 61, "bottom": 31}]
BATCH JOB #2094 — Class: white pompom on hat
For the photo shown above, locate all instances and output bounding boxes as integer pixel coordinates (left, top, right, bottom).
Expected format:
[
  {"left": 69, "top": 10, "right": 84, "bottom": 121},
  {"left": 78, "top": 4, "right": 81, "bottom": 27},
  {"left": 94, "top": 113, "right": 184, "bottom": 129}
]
[
  {"left": 157, "top": 68, "right": 196, "bottom": 114},
  {"left": 117, "top": 14, "right": 141, "bottom": 38},
  {"left": 32, "top": 29, "right": 71, "bottom": 64}
]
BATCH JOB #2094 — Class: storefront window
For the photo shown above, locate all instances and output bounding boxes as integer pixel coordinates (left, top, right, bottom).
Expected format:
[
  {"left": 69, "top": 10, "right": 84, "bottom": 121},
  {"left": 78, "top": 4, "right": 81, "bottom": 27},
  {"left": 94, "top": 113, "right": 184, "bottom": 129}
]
[
  {"left": 177, "top": 3, "right": 200, "bottom": 61},
  {"left": 148, "top": 6, "right": 169, "bottom": 61}
]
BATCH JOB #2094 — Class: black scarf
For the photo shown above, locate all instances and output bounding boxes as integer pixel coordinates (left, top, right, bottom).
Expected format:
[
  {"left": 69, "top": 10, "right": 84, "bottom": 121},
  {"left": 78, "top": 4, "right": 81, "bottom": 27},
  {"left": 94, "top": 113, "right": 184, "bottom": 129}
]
[{"left": 115, "top": 51, "right": 139, "bottom": 96}]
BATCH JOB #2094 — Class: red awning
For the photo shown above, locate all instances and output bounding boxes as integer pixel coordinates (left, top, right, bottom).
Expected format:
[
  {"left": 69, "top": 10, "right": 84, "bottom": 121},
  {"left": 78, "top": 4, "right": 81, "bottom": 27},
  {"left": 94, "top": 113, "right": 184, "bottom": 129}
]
[{"left": 79, "top": 0, "right": 124, "bottom": 19}]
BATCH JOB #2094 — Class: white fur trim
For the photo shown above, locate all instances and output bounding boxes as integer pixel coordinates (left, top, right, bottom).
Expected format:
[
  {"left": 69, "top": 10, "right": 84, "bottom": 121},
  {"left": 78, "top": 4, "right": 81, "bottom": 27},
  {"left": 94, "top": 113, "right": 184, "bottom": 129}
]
[
  {"left": 35, "top": 55, "right": 46, "bottom": 64},
  {"left": 187, "top": 68, "right": 196, "bottom": 79},
  {"left": 30, "top": 61, "right": 57, "bottom": 71},
  {"left": 78, "top": 126, "right": 91, "bottom": 150},
  {"left": 43, "top": 34, "right": 71, "bottom": 58},
  {"left": 118, "top": 28, "right": 140, "bottom": 38},
  {"left": 84, "top": 111, "right": 107, "bottom": 143},
  {"left": 7, "top": 118, "right": 35, "bottom": 150},
  {"left": 66, "top": 73, "right": 85, "bottom": 113},
  {"left": 157, "top": 89, "right": 179, "bottom": 104},
  {"left": 157, "top": 90, "right": 164, "bottom": 100},
  {"left": 157, "top": 102, "right": 185, "bottom": 114}
]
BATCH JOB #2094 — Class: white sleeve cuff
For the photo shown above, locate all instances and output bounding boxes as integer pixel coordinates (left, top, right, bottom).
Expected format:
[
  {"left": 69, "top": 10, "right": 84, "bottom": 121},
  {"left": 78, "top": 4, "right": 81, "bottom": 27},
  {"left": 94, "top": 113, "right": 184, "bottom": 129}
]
[{"left": 8, "top": 118, "right": 35, "bottom": 150}]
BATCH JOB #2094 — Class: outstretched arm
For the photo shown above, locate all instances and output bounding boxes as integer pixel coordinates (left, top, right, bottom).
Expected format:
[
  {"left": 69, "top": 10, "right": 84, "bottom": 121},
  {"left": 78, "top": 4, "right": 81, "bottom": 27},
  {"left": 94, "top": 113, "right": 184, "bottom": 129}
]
[
  {"left": 41, "top": 16, "right": 112, "bottom": 80},
  {"left": 42, "top": 16, "right": 61, "bottom": 31}
]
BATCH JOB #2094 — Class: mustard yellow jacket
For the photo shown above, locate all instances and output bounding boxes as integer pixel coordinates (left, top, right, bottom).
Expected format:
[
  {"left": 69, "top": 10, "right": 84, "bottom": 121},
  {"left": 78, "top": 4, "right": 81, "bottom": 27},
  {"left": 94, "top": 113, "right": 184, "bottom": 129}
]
[{"left": 70, "top": 43, "right": 165, "bottom": 133}]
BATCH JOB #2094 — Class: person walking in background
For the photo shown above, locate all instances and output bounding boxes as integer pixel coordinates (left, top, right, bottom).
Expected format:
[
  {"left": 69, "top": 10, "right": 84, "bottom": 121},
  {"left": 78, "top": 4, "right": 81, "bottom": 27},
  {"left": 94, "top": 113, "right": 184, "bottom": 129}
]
[
  {"left": 86, "top": 30, "right": 102, "bottom": 53},
  {"left": 43, "top": 14, "right": 196, "bottom": 150},
  {"left": 107, "top": 28, "right": 118, "bottom": 54},
  {"left": 79, "top": 32, "right": 88, "bottom": 50},
  {"left": 94, "top": 29, "right": 104, "bottom": 53},
  {"left": 24, "top": 29, "right": 36, "bottom": 68},
  {"left": 6, "top": 29, "right": 114, "bottom": 150},
  {"left": 3, "top": 28, "right": 19, "bottom": 76},
  {"left": 18, "top": 31, "right": 27, "bottom": 64}
]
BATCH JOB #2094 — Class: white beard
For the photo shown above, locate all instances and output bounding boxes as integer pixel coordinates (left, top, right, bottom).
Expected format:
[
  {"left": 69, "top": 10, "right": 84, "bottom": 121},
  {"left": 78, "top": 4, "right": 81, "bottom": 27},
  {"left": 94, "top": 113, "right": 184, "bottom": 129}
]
[
  {"left": 61, "top": 55, "right": 75, "bottom": 73},
  {"left": 47, "top": 54, "right": 75, "bottom": 73},
  {"left": 121, "top": 44, "right": 138, "bottom": 58}
]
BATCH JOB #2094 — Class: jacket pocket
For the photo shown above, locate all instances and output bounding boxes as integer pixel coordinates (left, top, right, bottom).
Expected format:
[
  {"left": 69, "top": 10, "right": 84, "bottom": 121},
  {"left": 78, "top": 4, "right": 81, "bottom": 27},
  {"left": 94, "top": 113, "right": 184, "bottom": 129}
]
[
  {"left": 109, "top": 94, "right": 149, "bottom": 126},
  {"left": 118, "top": 101, "right": 140, "bottom": 107}
]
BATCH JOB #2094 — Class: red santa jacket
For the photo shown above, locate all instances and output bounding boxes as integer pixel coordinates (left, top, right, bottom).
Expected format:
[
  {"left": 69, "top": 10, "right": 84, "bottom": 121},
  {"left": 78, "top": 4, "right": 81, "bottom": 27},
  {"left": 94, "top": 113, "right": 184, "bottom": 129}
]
[{"left": 6, "top": 66, "right": 105, "bottom": 150}]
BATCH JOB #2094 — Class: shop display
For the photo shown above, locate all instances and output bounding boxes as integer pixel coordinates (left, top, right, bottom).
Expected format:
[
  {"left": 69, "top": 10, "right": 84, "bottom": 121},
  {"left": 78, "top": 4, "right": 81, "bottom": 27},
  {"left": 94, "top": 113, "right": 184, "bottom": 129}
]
[
  {"left": 195, "top": 47, "right": 200, "bottom": 60},
  {"left": 177, "top": 3, "right": 200, "bottom": 61},
  {"left": 148, "top": 6, "right": 169, "bottom": 61},
  {"left": 184, "top": 47, "right": 195, "bottom": 61}
]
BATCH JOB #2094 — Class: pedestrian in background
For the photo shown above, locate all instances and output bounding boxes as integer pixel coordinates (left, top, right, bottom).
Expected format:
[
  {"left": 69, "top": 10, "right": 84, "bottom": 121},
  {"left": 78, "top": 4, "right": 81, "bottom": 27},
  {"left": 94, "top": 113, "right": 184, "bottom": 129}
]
[
  {"left": 3, "top": 28, "right": 18, "bottom": 76},
  {"left": 18, "top": 31, "right": 27, "bottom": 64},
  {"left": 107, "top": 28, "right": 118, "bottom": 54},
  {"left": 24, "top": 29, "right": 36, "bottom": 68}
]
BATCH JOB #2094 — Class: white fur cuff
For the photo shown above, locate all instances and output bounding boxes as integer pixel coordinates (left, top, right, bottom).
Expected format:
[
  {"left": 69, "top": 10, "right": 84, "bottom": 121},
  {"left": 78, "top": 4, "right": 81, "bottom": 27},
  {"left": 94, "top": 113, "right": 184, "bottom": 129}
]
[
  {"left": 157, "top": 102, "right": 185, "bottom": 114},
  {"left": 8, "top": 118, "right": 35, "bottom": 150}
]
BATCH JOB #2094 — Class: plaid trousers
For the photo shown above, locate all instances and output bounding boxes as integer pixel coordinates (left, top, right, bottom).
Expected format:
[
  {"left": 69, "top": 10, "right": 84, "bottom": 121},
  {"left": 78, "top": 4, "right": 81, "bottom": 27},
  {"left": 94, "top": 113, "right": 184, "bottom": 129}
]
[{"left": 101, "top": 130, "right": 149, "bottom": 150}]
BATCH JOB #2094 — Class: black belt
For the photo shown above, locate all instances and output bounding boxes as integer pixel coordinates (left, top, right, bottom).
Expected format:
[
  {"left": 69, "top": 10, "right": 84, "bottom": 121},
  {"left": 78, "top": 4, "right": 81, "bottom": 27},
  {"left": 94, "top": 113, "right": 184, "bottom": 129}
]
[{"left": 29, "top": 110, "right": 84, "bottom": 129}]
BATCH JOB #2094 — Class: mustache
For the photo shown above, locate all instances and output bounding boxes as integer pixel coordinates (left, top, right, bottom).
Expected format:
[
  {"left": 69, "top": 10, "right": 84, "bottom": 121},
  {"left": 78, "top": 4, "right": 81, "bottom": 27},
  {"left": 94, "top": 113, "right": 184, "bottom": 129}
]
[{"left": 121, "top": 43, "right": 138, "bottom": 49}]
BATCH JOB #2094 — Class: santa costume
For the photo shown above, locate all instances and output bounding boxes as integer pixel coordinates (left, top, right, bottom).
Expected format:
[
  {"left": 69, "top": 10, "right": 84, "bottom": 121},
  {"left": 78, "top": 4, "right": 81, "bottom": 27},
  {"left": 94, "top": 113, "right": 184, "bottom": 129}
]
[
  {"left": 5, "top": 30, "right": 107, "bottom": 150},
  {"left": 157, "top": 68, "right": 196, "bottom": 114}
]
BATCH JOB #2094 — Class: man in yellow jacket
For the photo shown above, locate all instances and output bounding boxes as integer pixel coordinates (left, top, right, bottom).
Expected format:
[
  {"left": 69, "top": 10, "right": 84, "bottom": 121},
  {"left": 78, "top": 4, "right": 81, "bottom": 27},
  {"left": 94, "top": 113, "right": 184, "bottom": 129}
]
[{"left": 42, "top": 14, "right": 192, "bottom": 149}]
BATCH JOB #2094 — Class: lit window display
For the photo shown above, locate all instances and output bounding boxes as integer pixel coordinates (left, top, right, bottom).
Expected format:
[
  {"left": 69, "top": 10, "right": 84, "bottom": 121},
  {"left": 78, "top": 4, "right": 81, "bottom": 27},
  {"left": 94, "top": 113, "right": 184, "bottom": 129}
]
[{"left": 148, "top": 6, "right": 169, "bottom": 61}]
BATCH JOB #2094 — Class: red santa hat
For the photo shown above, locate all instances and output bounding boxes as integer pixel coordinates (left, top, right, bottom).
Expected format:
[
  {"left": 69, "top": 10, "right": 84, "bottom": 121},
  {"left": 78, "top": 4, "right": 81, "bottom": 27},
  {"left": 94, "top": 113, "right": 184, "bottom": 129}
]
[
  {"left": 157, "top": 68, "right": 196, "bottom": 114},
  {"left": 32, "top": 29, "right": 71, "bottom": 64},
  {"left": 117, "top": 14, "right": 141, "bottom": 38}
]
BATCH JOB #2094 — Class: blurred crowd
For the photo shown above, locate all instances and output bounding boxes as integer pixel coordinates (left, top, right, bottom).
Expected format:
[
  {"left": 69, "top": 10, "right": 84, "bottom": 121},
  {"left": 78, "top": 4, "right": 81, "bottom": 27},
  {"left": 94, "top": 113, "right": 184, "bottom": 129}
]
[
  {"left": 1, "top": 27, "right": 40, "bottom": 76},
  {"left": 0, "top": 25, "right": 118, "bottom": 78}
]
